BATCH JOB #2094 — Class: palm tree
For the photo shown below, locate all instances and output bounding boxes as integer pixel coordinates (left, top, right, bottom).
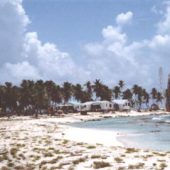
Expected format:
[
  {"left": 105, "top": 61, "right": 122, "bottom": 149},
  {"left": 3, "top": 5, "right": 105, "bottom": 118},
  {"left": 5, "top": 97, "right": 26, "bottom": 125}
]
[
  {"left": 100, "top": 85, "right": 112, "bottom": 101},
  {"left": 118, "top": 80, "right": 125, "bottom": 98},
  {"left": 34, "top": 80, "right": 47, "bottom": 117},
  {"left": 44, "top": 80, "right": 56, "bottom": 107},
  {"left": 73, "top": 84, "right": 83, "bottom": 102},
  {"left": 113, "top": 86, "right": 120, "bottom": 99},
  {"left": 142, "top": 89, "right": 150, "bottom": 109},
  {"left": 3, "top": 82, "right": 18, "bottom": 116},
  {"left": 151, "top": 88, "right": 158, "bottom": 104},
  {"left": 157, "top": 92, "right": 163, "bottom": 108},
  {"left": 132, "top": 84, "right": 139, "bottom": 109},
  {"left": 0, "top": 85, "right": 5, "bottom": 113},
  {"left": 19, "top": 80, "right": 35, "bottom": 115},
  {"left": 84, "top": 81, "right": 92, "bottom": 100},
  {"left": 51, "top": 85, "right": 62, "bottom": 105},
  {"left": 93, "top": 79, "right": 102, "bottom": 100},
  {"left": 137, "top": 86, "right": 144, "bottom": 111},
  {"left": 62, "top": 82, "right": 72, "bottom": 104},
  {"left": 123, "top": 89, "right": 132, "bottom": 101}
]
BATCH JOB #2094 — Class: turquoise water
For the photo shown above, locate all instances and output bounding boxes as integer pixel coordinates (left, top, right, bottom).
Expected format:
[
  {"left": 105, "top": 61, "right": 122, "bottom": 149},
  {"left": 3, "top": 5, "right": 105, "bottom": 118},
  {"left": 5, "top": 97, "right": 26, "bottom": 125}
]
[{"left": 71, "top": 114, "right": 170, "bottom": 151}]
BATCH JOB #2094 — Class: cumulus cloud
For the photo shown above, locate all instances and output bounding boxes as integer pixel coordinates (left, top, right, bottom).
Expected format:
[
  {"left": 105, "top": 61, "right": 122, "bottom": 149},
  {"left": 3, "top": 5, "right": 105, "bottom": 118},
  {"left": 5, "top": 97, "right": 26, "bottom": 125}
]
[
  {"left": 116, "top": 11, "right": 133, "bottom": 26},
  {"left": 84, "top": 5, "right": 170, "bottom": 89},
  {"left": 0, "top": 0, "right": 89, "bottom": 84},
  {"left": 157, "top": 4, "right": 170, "bottom": 34},
  {"left": 1, "top": 0, "right": 170, "bottom": 89}
]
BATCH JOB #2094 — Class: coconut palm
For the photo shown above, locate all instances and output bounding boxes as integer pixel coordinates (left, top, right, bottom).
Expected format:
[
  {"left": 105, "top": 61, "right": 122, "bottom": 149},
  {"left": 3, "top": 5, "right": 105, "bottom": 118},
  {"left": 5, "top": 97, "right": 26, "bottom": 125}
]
[
  {"left": 44, "top": 80, "right": 56, "bottom": 107},
  {"left": 84, "top": 81, "right": 92, "bottom": 100},
  {"left": 113, "top": 86, "right": 120, "bottom": 99},
  {"left": 73, "top": 84, "right": 83, "bottom": 102},
  {"left": 34, "top": 80, "right": 47, "bottom": 117},
  {"left": 93, "top": 79, "right": 102, "bottom": 100},
  {"left": 142, "top": 89, "right": 150, "bottom": 109},
  {"left": 3, "top": 82, "right": 18, "bottom": 115},
  {"left": 157, "top": 92, "right": 163, "bottom": 108},
  {"left": 19, "top": 80, "right": 35, "bottom": 115},
  {"left": 51, "top": 85, "right": 62, "bottom": 105},
  {"left": 118, "top": 80, "right": 125, "bottom": 98},
  {"left": 151, "top": 88, "right": 158, "bottom": 104},
  {"left": 132, "top": 84, "right": 139, "bottom": 109},
  {"left": 62, "top": 82, "right": 73, "bottom": 104},
  {"left": 100, "top": 85, "right": 112, "bottom": 101},
  {"left": 123, "top": 89, "right": 132, "bottom": 101}
]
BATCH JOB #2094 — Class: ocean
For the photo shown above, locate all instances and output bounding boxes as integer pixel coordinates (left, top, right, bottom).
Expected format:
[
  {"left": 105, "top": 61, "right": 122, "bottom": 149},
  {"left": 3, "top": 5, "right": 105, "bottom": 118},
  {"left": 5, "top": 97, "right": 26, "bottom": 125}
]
[{"left": 71, "top": 114, "right": 170, "bottom": 151}]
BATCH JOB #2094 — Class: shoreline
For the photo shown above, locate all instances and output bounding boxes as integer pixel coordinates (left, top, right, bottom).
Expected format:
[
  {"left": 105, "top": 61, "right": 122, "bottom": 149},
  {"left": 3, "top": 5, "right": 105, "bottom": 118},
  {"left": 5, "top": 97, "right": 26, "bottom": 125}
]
[
  {"left": 63, "top": 126, "right": 124, "bottom": 147},
  {"left": 62, "top": 110, "right": 170, "bottom": 151}
]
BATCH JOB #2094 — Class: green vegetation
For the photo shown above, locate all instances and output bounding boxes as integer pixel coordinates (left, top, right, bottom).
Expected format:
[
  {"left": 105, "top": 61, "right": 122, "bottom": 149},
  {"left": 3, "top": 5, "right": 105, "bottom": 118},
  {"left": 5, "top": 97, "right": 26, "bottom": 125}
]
[{"left": 0, "top": 79, "right": 165, "bottom": 117}]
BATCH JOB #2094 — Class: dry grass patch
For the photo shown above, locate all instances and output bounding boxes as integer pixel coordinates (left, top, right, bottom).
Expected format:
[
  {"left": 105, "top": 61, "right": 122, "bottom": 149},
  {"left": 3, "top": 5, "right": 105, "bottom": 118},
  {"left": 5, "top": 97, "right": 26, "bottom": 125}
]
[
  {"left": 18, "top": 153, "right": 25, "bottom": 159},
  {"left": 159, "top": 162, "right": 167, "bottom": 170},
  {"left": 43, "top": 152, "right": 53, "bottom": 157},
  {"left": 63, "top": 139, "right": 69, "bottom": 144},
  {"left": 7, "top": 162, "right": 14, "bottom": 167},
  {"left": 68, "top": 165, "right": 75, "bottom": 170},
  {"left": 1, "top": 166, "right": 10, "bottom": 170},
  {"left": 114, "top": 157, "right": 124, "bottom": 163},
  {"left": 117, "top": 167, "right": 126, "bottom": 170},
  {"left": 10, "top": 147, "right": 19, "bottom": 157},
  {"left": 0, "top": 153, "right": 9, "bottom": 162},
  {"left": 32, "top": 155, "right": 40, "bottom": 161},
  {"left": 153, "top": 152, "right": 167, "bottom": 157},
  {"left": 86, "top": 145, "right": 96, "bottom": 149},
  {"left": 72, "top": 157, "right": 87, "bottom": 165},
  {"left": 91, "top": 154, "right": 101, "bottom": 159},
  {"left": 14, "top": 166, "right": 25, "bottom": 170},
  {"left": 125, "top": 148, "right": 138, "bottom": 154},
  {"left": 16, "top": 143, "right": 25, "bottom": 148},
  {"left": 92, "top": 161, "right": 111, "bottom": 169},
  {"left": 39, "top": 156, "right": 63, "bottom": 168},
  {"left": 128, "top": 163, "right": 145, "bottom": 169}
]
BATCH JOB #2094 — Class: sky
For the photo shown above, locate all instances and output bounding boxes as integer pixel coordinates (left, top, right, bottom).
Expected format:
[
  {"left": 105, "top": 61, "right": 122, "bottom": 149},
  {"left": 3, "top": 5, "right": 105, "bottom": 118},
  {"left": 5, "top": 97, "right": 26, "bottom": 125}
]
[{"left": 0, "top": 0, "right": 170, "bottom": 90}]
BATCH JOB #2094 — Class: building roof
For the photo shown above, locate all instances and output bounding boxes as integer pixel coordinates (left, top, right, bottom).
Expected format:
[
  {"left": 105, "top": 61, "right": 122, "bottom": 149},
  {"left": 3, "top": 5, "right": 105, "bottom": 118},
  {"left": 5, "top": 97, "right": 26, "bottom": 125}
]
[
  {"left": 113, "top": 99, "right": 129, "bottom": 105},
  {"left": 82, "top": 100, "right": 111, "bottom": 105}
]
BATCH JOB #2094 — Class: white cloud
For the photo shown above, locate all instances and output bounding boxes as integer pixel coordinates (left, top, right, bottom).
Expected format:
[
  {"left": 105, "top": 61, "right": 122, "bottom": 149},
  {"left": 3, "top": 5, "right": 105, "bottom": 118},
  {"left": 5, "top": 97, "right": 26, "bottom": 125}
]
[
  {"left": 157, "top": 3, "right": 170, "bottom": 34},
  {"left": 4, "top": 61, "right": 41, "bottom": 81},
  {"left": 102, "top": 26, "right": 127, "bottom": 44},
  {"left": 116, "top": 11, "right": 133, "bottom": 26},
  {"left": 83, "top": 6, "right": 170, "bottom": 88},
  {"left": 1, "top": 0, "right": 170, "bottom": 89},
  {"left": 0, "top": 0, "right": 89, "bottom": 84}
]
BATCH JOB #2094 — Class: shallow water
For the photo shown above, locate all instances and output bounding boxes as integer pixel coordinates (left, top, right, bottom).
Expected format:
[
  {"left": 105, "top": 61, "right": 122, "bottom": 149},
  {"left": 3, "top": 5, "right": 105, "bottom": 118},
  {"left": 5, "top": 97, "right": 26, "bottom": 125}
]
[{"left": 71, "top": 114, "right": 170, "bottom": 151}]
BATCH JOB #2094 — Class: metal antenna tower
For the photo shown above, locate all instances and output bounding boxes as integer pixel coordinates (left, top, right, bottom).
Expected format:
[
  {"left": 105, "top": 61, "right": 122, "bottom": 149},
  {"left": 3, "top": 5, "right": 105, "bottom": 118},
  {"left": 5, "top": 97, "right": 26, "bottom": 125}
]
[{"left": 159, "top": 67, "right": 163, "bottom": 93}]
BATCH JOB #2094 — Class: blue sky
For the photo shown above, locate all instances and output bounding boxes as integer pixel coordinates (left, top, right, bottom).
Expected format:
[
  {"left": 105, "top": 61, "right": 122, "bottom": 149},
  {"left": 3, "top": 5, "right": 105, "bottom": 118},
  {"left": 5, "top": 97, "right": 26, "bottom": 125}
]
[
  {"left": 23, "top": 0, "right": 161, "bottom": 57},
  {"left": 0, "top": 0, "right": 170, "bottom": 90}
]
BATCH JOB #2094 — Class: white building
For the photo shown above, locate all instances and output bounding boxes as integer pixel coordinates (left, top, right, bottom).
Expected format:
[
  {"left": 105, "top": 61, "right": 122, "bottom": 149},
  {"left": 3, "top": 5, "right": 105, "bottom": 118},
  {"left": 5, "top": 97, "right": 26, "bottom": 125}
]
[
  {"left": 112, "top": 99, "right": 131, "bottom": 111},
  {"left": 79, "top": 100, "right": 113, "bottom": 112}
]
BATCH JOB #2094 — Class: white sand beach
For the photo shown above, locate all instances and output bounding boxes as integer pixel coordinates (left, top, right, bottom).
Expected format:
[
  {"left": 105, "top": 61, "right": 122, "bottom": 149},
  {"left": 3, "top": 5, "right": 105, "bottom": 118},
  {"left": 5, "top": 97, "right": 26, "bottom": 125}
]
[{"left": 0, "top": 111, "right": 170, "bottom": 170}]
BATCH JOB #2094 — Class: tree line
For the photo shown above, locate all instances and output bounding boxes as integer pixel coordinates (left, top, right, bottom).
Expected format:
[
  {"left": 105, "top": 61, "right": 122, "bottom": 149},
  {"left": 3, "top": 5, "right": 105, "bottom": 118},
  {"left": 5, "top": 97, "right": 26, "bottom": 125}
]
[{"left": 0, "top": 79, "right": 165, "bottom": 116}]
